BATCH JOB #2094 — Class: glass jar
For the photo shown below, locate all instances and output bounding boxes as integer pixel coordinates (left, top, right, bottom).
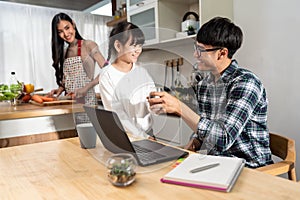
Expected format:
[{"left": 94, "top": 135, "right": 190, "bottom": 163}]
[{"left": 106, "top": 153, "right": 137, "bottom": 186}]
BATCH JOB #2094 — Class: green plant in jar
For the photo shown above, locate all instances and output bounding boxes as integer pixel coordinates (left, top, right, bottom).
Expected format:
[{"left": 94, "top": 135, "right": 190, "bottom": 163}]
[{"left": 106, "top": 153, "right": 137, "bottom": 186}]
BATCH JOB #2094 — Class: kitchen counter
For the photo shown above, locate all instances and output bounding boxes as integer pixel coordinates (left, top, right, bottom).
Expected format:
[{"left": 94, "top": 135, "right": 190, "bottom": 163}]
[
  {"left": 0, "top": 101, "right": 193, "bottom": 148},
  {"left": 0, "top": 101, "right": 84, "bottom": 120},
  {"left": 0, "top": 102, "right": 85, "bottom": 147}
]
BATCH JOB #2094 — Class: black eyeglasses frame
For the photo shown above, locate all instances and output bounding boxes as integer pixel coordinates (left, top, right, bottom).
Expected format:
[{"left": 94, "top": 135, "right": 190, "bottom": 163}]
[{"left": 194, "top": 43, "right": 222, "bottom": 57}]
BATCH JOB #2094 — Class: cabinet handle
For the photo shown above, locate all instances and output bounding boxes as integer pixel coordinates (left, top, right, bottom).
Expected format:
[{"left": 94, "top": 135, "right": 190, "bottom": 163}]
[{"left": 136, "top": 2, "right": 145, "bottom": 6}]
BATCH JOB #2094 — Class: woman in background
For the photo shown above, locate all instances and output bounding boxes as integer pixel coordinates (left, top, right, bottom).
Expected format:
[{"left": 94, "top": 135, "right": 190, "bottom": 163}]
[
  {"left": 49, "top": 12, "right": 106, "bottom": 123},
  {"left": 50, "top": 12, "right": 106, "bottom": 102}
]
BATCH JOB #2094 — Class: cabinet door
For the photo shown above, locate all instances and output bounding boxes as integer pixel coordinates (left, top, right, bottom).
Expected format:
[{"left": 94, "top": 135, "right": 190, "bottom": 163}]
[
  {"left": 128, "top": 0, "right": 144, "bottom": 6},
  {"left": 128, "top": 1, "right": 159, "bottom": 44},
  {"left": 127, "top": 0, "right": 157, "bottom": 11}
]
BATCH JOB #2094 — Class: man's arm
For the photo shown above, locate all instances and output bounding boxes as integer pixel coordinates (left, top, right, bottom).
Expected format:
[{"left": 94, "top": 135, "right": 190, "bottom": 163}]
[{"left": 148, "top": 91, "right": 200, "bottom": 132}]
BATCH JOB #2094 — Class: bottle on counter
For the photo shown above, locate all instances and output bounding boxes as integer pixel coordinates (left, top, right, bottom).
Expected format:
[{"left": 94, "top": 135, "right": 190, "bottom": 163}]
[
  {"left": 9, "top": 71, "right": 17, "bottom": 85},
  {"left": 9, "top": 72, "right": 19, "bottom": 92},
  {"left": 9, "top": 71, "right": 22, "bottom": 105}
]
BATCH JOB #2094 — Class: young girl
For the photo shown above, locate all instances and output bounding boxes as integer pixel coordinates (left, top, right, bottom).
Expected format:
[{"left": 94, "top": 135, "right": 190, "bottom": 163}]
[
  {"left": 50, "top": 13, "right": 106, "bottom": 123},
  {"left": 99, "top": 22, "right": 155, "bottom": 138}
]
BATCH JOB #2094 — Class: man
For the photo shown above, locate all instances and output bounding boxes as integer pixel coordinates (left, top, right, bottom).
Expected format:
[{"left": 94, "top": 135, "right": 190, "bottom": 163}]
[{"left": 148, "top": 17, "right": 273, "bottom": 168}]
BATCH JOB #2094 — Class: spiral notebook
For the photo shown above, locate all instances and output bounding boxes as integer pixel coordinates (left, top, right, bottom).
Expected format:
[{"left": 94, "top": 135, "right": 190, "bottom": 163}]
[{"left": 161, "top": 154, "right": 245, "bottom": 192}]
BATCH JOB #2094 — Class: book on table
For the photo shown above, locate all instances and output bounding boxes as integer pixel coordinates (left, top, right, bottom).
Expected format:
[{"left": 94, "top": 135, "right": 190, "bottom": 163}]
[{"left": 161, "top": 154, "right": 245, "bottom": 192}]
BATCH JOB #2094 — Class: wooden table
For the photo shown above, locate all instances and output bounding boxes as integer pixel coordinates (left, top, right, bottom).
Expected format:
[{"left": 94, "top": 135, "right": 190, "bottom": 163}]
[
  {"left": 1, "top": 137, "right": 300, "bottom": 200},
  {"left": 0, "top": 102, "right": 84, "bottom": 120}
]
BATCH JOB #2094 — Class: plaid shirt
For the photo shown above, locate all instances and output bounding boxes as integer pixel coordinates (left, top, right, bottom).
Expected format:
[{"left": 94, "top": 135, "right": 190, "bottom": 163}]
[{"left": 196, "top": 60, "right": 272, "bottom": 168}]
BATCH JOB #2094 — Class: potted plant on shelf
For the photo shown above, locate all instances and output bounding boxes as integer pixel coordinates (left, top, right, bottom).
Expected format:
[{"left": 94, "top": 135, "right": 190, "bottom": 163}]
[{"left": 187, "top": 25, "right": 196, "bottom": 36}]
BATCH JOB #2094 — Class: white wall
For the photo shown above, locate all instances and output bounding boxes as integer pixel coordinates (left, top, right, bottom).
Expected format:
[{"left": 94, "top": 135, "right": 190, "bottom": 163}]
[{"left": 233, "top": 0, "right": 300, "bottom": 179}]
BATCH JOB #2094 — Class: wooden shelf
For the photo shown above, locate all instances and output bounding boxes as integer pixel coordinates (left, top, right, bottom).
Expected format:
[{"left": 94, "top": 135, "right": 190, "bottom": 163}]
[{"left": 106, "top": 16, "right": 127, "bottom": 27}]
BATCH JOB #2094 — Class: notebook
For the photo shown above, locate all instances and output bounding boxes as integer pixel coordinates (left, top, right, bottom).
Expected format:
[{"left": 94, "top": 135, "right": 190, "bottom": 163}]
[
  {"left": 83, "top": 106, "right": 188, "bottom": 166},
  {"left": 161, "top": 154, "right": 245, "bottom": 192}
]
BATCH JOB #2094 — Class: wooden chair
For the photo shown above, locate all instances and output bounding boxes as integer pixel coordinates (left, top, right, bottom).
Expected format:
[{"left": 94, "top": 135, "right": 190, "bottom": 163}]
[{"left": 256, "top": 132, "right": 297, "bottom": 181}]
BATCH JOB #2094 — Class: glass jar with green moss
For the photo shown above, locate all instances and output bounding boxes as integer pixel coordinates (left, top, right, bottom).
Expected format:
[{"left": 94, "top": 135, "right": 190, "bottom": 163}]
[{"left": 106, "top": 153, "right": 137, "bottom": 186}]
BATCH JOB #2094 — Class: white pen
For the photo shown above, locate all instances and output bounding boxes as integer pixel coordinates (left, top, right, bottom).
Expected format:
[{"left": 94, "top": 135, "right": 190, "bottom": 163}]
[{"left": 189, "top": 163, "right": 220, "bottom": 173}]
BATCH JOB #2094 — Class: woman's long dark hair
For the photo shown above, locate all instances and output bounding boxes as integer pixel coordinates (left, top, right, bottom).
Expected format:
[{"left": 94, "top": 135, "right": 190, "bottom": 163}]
[
  {"left": 51, "top": 12, "right": 83, "bottom": 87},
  {"left": 106, "top": 21, "right": 145, "bottom": 65}
]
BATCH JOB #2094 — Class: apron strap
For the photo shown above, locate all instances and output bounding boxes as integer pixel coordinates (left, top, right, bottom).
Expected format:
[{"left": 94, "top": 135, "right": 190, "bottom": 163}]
[{"left": 77, "top": 40, "right": 82, "bottom": 56}]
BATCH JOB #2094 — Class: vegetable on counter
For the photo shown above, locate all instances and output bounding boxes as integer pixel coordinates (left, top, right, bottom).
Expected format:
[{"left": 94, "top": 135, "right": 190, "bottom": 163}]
[
  {"left": 31, "top": 94, "right": 43, "bottom": 103},
  {"left": 22, "top": 94, "right": 32, "bottom": 103},
  {"left": 24, "top": 84, "right": 34, "bottom": 94},
  {"left": 31, "top": 94, "right": 56, "bottom": 104},
  {"left": 0, "top": 83, "right": 22, "bottom": 101}
]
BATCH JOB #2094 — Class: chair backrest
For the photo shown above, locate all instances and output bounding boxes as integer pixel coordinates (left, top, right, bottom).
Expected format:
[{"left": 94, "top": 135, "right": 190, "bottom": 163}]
[
  {"left": 269, "top": 133, "right": 295, "bottom": 162},
  {"left": 257, "top": 132, "right": 297, "bottom": 181}
]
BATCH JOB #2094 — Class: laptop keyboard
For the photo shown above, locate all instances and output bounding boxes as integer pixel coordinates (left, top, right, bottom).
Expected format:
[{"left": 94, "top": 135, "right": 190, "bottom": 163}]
[{"left": 133, "top": 144, "right": 165, "bottom": 162}]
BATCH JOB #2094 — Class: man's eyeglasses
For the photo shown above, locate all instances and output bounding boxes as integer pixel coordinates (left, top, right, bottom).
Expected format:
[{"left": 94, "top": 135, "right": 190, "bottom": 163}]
[{"left": 194, "top": 43, "right": 222, "bottom": 57}]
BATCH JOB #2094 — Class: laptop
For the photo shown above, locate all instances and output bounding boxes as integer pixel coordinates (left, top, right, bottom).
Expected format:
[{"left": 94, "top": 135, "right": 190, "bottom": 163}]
[{"left": 83, "top": 106, "right": 188, "bottom": 166}]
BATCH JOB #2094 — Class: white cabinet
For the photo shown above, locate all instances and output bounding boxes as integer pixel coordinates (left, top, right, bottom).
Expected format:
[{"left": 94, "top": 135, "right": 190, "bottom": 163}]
[
  {"left": 127, "top": 0, "right": 158, "bottom": 44},
  {"left": 127, "top": 0, "right": 233, "bottom": 47},
  {"left": 127, "top": 0, "right": 193, "bottom": 45}
]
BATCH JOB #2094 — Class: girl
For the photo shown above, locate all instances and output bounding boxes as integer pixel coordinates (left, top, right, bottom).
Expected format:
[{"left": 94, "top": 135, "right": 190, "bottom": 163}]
[
  {"left": 50, "top": 12, "right": 106, "bottom": 123},
  {"left": 99, "top": 22, "right": 155, "bottom": 139}
]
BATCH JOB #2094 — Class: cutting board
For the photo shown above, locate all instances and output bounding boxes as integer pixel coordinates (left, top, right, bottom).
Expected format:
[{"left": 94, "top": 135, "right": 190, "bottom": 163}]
[{"left": 29, "top": 100, "right": 76, "bottom": 106}]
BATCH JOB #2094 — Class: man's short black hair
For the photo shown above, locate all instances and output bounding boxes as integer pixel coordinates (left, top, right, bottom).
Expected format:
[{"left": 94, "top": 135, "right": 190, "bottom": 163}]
[{"left": 197, "top": 17, "right": 243, "bottom": 59}]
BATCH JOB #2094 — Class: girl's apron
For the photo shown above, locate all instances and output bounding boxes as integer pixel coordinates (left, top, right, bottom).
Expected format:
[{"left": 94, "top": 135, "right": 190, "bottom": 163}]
[{"left": 63, "top": 40, "right": 96, "bottom": 124}]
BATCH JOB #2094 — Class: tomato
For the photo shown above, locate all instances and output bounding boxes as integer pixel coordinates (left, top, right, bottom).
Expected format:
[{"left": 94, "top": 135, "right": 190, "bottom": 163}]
[{"left": 22, "top": 94, "right": 32, "bottom": 103}]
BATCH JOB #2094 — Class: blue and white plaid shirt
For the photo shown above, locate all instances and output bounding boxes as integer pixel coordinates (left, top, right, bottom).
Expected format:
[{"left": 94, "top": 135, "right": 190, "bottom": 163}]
[{"left": 196, "top": 60, "right": 272, "bottom": 168}]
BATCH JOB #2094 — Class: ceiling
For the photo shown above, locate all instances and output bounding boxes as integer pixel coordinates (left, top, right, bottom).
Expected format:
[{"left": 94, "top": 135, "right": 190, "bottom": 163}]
[{"left": 0, "top": 0, "right": 105, "bottom": 11}]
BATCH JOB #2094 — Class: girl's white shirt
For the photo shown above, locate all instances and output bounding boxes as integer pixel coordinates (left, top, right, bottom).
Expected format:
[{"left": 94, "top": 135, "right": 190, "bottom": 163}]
[{"left": 99, "top": 63, "right": 155, "bottom": 138}]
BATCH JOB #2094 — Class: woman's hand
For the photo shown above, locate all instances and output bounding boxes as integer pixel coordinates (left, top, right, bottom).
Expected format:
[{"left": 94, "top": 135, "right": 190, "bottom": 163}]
[
  {"left": 74, "top": 77, "right": 99, "bottom": 99},
  {"left": 48, "top": 86, "right": 64, "bottom": 97},
  {"left": 147, "top": 91, "right": 182, "bottom": 116},
  {"left": 74, "top": 86, "right": 88, "bottom": 98}
]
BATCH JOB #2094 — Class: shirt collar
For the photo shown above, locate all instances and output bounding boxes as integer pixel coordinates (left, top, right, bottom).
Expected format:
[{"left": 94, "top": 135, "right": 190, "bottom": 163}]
[{"left": 220, "top": 59, "right": 239, "bottom": 82}]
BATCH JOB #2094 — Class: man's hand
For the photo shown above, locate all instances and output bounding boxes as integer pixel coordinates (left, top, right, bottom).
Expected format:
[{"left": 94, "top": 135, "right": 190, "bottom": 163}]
[
  {"left": 184, "top": 137, "right": 202, "bottom": 152},
  {"left": 147, "top": 91, "right": 182, "bottom": 116}
]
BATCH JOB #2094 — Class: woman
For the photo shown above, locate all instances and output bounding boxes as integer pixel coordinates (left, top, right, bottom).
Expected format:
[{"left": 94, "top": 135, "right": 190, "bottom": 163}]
[{"left": 50, "top": 12, "right": 106, "bottom": 123}]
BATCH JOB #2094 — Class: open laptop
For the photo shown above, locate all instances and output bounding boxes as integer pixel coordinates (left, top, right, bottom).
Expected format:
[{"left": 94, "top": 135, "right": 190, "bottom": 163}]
[{"left": 83, "top": 106, "right": 188, "bottom": 166}]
